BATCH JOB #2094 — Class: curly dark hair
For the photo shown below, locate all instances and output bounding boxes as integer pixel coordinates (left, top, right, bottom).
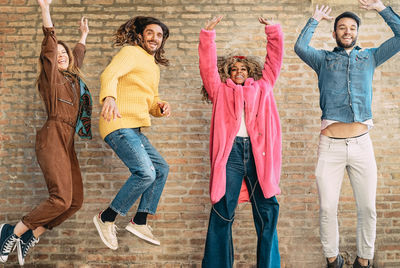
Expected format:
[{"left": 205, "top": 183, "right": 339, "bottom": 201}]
[
  {"left": 201, "top": 56, "right": 263, "bottom": 103},
  {"left": 113, "top": 16, "right": 170, "bottom": 66}
]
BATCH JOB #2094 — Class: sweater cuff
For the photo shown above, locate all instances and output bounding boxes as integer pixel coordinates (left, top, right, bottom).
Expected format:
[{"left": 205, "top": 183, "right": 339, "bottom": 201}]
[
  {"left": 265, "top": 23, "right": 282, "bottom": 34},
  {"left": 200, "top": 29, "right": 216, "bottom": 42},
  {"left": 42, "top": 26, "right": 55, "bottom": 36}
]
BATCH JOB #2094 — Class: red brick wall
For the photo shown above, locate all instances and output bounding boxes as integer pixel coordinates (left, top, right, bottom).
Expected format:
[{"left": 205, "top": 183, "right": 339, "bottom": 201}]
[{"left": 1, "top": 0, "right": 400, "bottom": 267}]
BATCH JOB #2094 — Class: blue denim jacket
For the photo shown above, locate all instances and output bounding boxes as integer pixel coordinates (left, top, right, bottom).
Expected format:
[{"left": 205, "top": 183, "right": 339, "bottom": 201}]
[{"left": 294, "top": 7, "right": 400, "bottom": 122}]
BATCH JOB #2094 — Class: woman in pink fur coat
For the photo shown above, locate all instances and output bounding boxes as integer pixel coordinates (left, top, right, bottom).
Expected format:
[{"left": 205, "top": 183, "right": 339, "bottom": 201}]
[{"left": 199, "top": 16, "right": 283, "bottom": 268}]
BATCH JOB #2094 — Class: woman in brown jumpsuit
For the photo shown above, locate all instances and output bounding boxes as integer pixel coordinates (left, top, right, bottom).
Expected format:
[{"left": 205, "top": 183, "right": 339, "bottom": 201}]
[{"left": 0, "top": 0, "right": 92, "bottom": 265}]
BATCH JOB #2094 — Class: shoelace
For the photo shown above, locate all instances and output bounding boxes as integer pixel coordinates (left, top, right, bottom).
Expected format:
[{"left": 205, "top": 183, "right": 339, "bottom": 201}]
[
  {"left": 109, "top": 224, "right": 119, "bottom": 243},
  {"left": 22, "top": 237, "right": 39, "bottom": 257},
  {"left": 3, "top": 235, "right": 18, "bottom": 254}
]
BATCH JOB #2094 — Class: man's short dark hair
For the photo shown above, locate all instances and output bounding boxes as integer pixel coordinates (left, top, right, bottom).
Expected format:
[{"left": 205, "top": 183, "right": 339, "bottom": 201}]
[{"left": 334, "top": 12, "right": 361, "bottom": 31}]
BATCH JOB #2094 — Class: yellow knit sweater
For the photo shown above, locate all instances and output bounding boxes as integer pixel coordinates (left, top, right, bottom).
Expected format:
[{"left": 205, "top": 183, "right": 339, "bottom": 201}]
[{"left": 99, "top": 45, "right": 166, "bottom": 139}]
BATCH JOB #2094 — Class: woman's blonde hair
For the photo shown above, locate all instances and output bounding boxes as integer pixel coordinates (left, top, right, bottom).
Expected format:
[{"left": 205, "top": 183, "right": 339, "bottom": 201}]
[{"left": 201, "top": 56, "right": 263, "bottom": 103}]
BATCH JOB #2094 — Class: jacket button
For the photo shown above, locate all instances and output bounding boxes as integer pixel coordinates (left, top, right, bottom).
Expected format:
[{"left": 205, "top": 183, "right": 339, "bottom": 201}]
[{"left": 262, "top": 152, "right": 265, "bottom": 156}]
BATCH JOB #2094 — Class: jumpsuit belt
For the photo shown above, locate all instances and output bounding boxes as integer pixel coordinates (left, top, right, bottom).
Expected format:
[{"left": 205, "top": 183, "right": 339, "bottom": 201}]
[{"left": 48, "top": 115, "right": 76, "bottom": 128}]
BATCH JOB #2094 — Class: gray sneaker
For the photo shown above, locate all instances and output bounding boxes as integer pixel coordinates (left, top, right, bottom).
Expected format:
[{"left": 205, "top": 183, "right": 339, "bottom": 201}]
[
  {"left": 93, "top": 213, "right": 118, "bottom": 250},
  {"left": 125, "top": 220, "right": 160, "bottom": 246},
  {"left": 0, "top": 224, "right": 18, "bottom": 263}
]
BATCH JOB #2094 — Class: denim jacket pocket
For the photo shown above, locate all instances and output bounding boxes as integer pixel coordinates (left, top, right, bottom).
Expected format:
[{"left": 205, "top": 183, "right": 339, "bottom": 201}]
[
  {"left": 355, "top": 53, "right": 370, "bottom": 71},
  {"left": 325, "top": 54, "right": 345, "bottom": 72}
]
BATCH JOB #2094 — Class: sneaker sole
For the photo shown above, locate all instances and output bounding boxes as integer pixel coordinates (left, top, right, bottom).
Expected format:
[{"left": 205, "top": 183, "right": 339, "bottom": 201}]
[
  {"left": 93, "top": 216, "right": 118, "bottom": 250},
  {"left": 0, "top": 256, "right": 8, "bottom": 263},
  {"left": 125, "top": 225, "right": 160, "bottom": 246},
  {"left": 16, "top": 239, "right": 24, "bottom": 266},
  {"left": 0, "top": 224, "right": 7, "bottom": 263}
]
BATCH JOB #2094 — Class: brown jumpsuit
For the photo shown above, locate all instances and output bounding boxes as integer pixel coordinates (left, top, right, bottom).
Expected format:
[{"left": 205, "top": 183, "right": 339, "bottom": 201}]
[{"left": 21, "top": 27, "right": 85, "bottom": 230}]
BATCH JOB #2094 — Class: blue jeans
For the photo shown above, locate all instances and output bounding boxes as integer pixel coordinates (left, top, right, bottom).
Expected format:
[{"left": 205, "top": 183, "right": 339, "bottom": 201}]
[
  {"left": 202, "top": 137, "right": 280, "bottom": 268},
  {"left": 104, "top": 128, "right": 169, "bottom": 216}
]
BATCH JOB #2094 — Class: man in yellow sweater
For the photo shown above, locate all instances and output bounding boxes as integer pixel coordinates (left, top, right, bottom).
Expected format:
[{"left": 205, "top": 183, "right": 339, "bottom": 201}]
[{"left": 93, "top": 16, "right": 171, "bottom": 250}]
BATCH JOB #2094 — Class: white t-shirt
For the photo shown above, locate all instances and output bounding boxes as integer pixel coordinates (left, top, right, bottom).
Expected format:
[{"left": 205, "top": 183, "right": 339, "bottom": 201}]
[{"left": 236, "top": 109, "right": 249, "bottom": 137}]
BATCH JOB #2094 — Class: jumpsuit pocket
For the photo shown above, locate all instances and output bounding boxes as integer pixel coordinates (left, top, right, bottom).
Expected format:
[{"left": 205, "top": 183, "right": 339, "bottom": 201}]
[
  {"left": 57, "top": 98, "right": 73, "bottom": 105},
  {"left": 35, "top": 125, "right": 49, "bottom": 151}
]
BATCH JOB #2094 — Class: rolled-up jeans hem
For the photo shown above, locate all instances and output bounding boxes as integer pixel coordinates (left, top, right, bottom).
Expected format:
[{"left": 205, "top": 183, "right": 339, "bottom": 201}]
[
  {"left": 109, "top": 204, "right": 128, "bottom": 217},
  {"left": 137, "top": 208, "right": 155, "bottom": 215}
]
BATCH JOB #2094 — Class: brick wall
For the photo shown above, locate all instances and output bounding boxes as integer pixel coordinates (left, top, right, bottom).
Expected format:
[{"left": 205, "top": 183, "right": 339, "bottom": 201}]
[{"left": 1, "top": 0, "right": 400, "bottom": 267}]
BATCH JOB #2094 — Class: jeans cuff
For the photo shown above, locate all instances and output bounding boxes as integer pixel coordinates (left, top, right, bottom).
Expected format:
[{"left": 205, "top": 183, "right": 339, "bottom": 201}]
[
  {"left": 109, "top": 204, "right": 127, "bottom": 217},
  {"left": 137, "top": 208, "right": 155, "bottom": 215}
]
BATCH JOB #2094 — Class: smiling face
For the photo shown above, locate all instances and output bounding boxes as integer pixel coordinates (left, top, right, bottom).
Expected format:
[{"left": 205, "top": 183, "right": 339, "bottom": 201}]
[
  {"left": 333, "top": 17, "right": 358, "bottom": 49},
  {"left": 230, "top": 62, "right": 249, "bottom": 85},
  {"left": 139, "top": 24, "right": 163, "bottom": 55},
  {"left": 57, "top": 44, "right": 70, "bottom": 71}
]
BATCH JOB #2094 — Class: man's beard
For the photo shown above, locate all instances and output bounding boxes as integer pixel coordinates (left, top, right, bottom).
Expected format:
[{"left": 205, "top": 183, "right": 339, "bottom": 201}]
[
  {"left": 139, "top": 39, "right": 159, "bottom": 55},
  {"left": 336, "top": 35, "right": 357, "bottom": 49}
]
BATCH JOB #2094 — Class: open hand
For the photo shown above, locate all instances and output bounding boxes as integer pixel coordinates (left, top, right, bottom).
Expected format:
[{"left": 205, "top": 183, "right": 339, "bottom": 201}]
[
  {"left": 101, "top": 97, "right": 122, "bottom": 122},
  {"left": 358, "top": 0, "right": 386, "bottom": 12},
  {"left": 312, "top": 5, "right": 334, "bottom": 22},
  {"left": 205, "top": 16, "right": 223, "bottom": 31},
  {"left": 258, "top": 17, "right": 274, "bottom": 25},
  {"left": 37, "top": 0, "right": 52, "bottom": 8},
  {"left": 79, "top": 16, "right": 89, "bottom": 35}
]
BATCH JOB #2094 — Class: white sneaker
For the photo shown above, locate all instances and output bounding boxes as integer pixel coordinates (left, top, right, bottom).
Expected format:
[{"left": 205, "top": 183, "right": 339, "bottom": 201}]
[
  {"left": 125, "top": 221, "right": 160, "bottom": 246},
  {"left": 93, "top": 213, "right": 118, "bottom": 250}
]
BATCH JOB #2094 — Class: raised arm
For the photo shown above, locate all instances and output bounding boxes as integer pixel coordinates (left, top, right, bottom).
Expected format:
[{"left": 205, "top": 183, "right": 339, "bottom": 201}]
[
  {"left": 38, "top": 0, "right": 59, "bottom": 86},
  {"left": 38, "top": 0, "right": 53, "bottom": 27},
  {"left": 294, "top": 5, "right": 333, "bottom": 73},
  {"left": 198, "top": 16, "right": 223, "bottom": 103},
  {"left": 73, "top": 17, "right": 89, "bottom": 68},
  {"left": 78, "top": 17, "right": 89, "bottom": 45},
  {"left": 359, "top": 0, "right": 400, "bottom": 66},
  {"left": 258, "top": 18, "right": 284, "bottom": 87}
]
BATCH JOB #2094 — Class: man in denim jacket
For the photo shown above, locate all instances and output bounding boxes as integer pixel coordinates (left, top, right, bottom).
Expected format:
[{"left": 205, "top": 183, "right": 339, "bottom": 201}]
[{"left": 294, "top": 0, "right": 400, "bottom": 267}]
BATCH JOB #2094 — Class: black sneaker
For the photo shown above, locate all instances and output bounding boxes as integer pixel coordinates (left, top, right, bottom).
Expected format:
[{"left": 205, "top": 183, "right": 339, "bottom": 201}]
[
  {"left": 327, "top": 254, "right": 344, "bottom": 268},
  {"left": 0, "top": 224, "right": 18, "bottom": 263},
  {"left": 353, "top": 256, "right": 371, "bottom": 268},
  {"left": 17, "top": 230, "right": 39, "bottom": 266}
]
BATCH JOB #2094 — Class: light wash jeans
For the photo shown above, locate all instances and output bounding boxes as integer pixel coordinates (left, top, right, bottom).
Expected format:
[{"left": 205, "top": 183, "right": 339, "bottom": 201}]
[
  {"left": 202, "top": 137, "right": 280, "bottom": 268},
  {"left": 316, "top": 133, "right": 377, "bottom": 259},
  {"left": 104, "top": 128, "right": 169, "bottom": 216}
]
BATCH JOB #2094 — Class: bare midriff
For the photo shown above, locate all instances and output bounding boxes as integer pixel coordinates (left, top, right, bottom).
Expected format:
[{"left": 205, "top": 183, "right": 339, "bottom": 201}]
[{"left": 321, "top": 122, "right": 368, "bottom": 138}]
